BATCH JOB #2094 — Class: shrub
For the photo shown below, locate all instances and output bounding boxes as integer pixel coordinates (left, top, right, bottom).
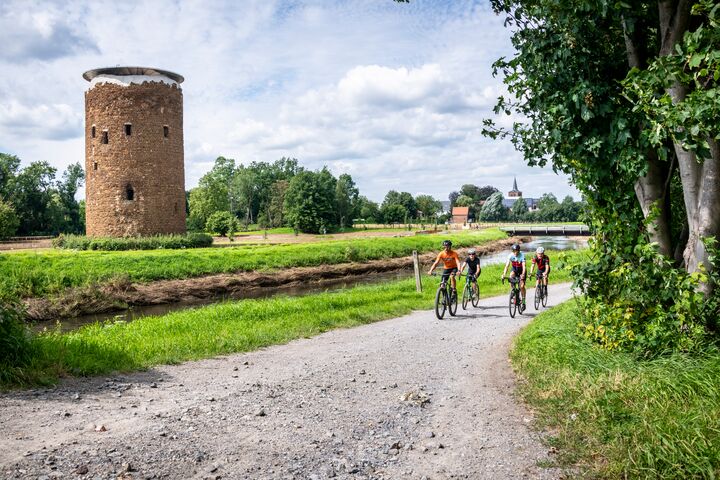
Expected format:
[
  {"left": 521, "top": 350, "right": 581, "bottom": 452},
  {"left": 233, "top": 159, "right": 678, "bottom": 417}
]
[
  {"left": 205, "top": 211, "right": 236, "bottom": 236},
  {"left": 573, "top": 240, "right": 718, "bottom": 357},
  {"left": 53, "top": 233, "right": 213, "bottom": 251}
]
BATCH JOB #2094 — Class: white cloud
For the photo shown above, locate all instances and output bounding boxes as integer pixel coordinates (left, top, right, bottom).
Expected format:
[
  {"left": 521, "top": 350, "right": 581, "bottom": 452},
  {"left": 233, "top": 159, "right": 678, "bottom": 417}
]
[{"left": 0, "top": 0, "right": 580, "bottom": 204}]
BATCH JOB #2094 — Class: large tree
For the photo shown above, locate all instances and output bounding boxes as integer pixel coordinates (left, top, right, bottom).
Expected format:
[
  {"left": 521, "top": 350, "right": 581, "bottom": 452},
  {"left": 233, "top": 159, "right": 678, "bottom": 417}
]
[
  {"left": 487, "top": 0, "right": 719, "bottom": 295},
  {"left": 284, "top": 168, "right": 337, "bottom": 233}
]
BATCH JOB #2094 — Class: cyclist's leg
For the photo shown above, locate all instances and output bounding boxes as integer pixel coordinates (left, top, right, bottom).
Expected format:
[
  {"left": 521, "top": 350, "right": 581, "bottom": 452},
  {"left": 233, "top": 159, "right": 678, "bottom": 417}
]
[{"left": 448, "top": 268, "right": 458, "bottom": 291}]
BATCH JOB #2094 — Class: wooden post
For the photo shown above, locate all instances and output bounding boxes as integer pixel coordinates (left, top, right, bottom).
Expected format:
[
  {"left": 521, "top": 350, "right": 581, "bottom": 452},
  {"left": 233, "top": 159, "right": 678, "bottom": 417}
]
[{"left": 412, "top": 250, "right": 422, "bottom": 292}]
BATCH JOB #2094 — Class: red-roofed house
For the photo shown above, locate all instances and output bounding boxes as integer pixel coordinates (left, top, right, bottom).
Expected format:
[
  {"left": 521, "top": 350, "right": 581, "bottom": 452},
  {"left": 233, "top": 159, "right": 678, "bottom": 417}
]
[{"left": 451, "top": 206, "right": 469, "bottom": 224}]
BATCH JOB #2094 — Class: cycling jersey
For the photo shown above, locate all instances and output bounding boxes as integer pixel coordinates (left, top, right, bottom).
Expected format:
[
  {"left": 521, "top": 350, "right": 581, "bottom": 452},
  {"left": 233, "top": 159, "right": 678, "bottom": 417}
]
[
  {"left": 465, "top": 256, "right": 481, "bottom": 276},
  {"left": 508, "top": 252, "right": 526, "bottom": 269},
  {"left": 436, "top": 250, "right": 460, "bottom": 269},
  {"left": 532, "top": 254, "right": 550, "bottom": 271}
]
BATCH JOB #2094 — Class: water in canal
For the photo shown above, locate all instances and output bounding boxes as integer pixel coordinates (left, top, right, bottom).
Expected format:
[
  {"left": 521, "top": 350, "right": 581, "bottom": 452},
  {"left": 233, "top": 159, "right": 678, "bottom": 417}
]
[{"left": 36, "top": 236, "right": 586, "bottom": 332}]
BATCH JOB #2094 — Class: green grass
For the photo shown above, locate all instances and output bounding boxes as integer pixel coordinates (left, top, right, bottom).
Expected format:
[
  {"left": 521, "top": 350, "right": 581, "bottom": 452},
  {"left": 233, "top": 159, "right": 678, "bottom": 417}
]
[
  {"left": 511, "top": 301, "right": 720, "bottom": 479},
  {"left": 0, "top": 229, "right": 507, "bottom": 300},
  {"left": 5, "top": 251, "right": 581, "bottom": 387}
]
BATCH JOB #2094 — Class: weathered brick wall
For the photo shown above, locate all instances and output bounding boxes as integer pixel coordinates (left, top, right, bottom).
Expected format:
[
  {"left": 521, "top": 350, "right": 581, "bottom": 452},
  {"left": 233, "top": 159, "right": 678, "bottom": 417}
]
[{"left": 85, "top": 81, "right": 186, "bottom": 237}]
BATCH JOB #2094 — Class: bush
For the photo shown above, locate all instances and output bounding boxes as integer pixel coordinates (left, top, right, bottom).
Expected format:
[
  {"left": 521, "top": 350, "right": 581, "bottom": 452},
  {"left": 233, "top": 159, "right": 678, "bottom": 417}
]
[
  {"left": 574, "top": 240, "right": 718, "bottom": 357},
  {"left": 205, "top": 211, "right": 236, "bottom": 236},
  {"left": 53, "top": 233, "right": 213, "bottom": 251}
]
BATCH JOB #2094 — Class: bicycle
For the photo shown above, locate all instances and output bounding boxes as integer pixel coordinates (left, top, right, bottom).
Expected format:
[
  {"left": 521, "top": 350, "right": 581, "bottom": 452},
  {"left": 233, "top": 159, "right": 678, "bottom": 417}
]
[
  {"left": 503, "top": 276, "right": 525, "bottom": 318},
  {"left": 461, "top": 273, "right": 480, "bottom": 310},
  {"left": 534, "top": 272, "right": 549, "bottom": 310},
  {"left": 431, "top": 272, "right": 458, "bottom": 319}
]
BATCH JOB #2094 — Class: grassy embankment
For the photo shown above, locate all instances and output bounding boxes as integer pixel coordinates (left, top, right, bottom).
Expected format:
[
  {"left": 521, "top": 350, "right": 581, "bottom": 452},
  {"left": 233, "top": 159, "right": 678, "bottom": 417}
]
[
  {"left": 0, "top": 229, "right": 508, "bottom": 300},
  {"left": 4, "top": 249, "right": 583, "bottom": 387},
  {"left": 511, "top": 302, "right": 720, "bottom": 479}
]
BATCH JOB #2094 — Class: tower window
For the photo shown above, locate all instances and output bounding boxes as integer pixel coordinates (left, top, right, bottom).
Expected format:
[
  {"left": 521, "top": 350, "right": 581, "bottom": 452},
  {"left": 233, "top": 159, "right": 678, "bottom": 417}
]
[
  {"left": 102, "top": 131, "right": 108, "bottom": 144},
  {"left": 125, "top": 185, "right": 135, "bottom": 201},
  {"left": 174, "top": 202, "right": 178, "bottom": 214},
  {"left": 163, "top": 126, "right": 169, "bottom": 138},
  {"left": 124, "top": 124, "right": 132, "bottom": 136},
  {"left": 91, "top": 126, "right": 96, "bottom": 138},
  {"left": 93, "top": 162, "right": 98, "bottom": 171}
]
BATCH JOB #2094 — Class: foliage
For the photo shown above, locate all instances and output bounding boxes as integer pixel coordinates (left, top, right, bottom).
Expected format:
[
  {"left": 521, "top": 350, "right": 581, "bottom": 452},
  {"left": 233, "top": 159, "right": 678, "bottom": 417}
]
[
  {"left": 52, "top": 233, "right": 213, "bottom": 251},
  {"left": 512, "top": 301, "right": 720, "bottom": 478},
  {"left": 205, "top": 211, "right": 237, "bottom": 236},
  {"left": 479, "top": 192, "right": 508, "bottom": 221},
  {"left": 335, "top": 174, "right": 359, "bottom": 228},
  {"left": 380, "top": 190, "right": 417, "bottom": 222},
  {"left": 0, "top": 155, "right": 85, "bottom": 235},
  {"left": 573, "top": 236, "right": 720, "bottom": 356},
  {"left": 414, "top": 194, "right": 442, "bottom": 220},
  {"left": 2, "top": 230, "right": 507, "bottom": 300},
  {"left": 357, "top": 196, "right": 380, "bottom": 223},
  {"left": 0, "top": 199, "right": 19, "bottom": 238},
  {"left": 284, "top": 168, "right": 337, "bottom": 233},
  {"left": 510, "top": 197, "right": 528, "bottom": 220},
  {"left": 380, "top": 203, "right": 407, "bottom": 224}
]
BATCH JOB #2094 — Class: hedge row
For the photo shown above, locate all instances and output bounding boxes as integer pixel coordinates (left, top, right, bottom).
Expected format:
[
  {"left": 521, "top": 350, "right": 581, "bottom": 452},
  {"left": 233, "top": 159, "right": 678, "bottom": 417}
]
[{"left": 52, "top": 233, "right": 214, "bottom": 251}]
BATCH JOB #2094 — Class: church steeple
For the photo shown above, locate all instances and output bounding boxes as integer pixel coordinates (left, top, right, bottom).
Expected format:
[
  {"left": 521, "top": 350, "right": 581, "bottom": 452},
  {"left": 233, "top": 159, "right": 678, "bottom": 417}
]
[{"left": 508, "top": 177, "right": 522, "bottom": 198}]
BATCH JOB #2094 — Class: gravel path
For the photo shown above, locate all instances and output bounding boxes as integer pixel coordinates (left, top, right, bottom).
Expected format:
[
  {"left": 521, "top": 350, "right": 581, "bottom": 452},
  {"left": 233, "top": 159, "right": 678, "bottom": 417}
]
[{"left": 1, "top": 284, "right": 573, "bottom": 480}]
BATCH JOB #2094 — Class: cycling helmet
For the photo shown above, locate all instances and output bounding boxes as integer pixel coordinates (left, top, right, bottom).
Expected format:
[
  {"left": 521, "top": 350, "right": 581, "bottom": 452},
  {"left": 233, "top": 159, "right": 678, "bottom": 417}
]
[
  {"left": 536, "top": 247, "right": 545, "bottom": 254},
  {"left": 511, "top": 243, "right": 520, "bottom": 252},
  {"left": 467, "top": 248, "right": 476, "bottom": 255},
  {"left": 442, "top": 240, "right": 452, "bottom": 248}
]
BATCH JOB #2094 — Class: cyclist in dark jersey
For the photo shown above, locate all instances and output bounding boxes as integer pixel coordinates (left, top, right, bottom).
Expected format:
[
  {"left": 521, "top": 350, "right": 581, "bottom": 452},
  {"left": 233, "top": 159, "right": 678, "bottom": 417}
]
[
  {"left": 460, "top": 248, "right": 481, "bottom": 283},
  {"left": 529, "top": 246, "right": 550, "bottom": 290}
]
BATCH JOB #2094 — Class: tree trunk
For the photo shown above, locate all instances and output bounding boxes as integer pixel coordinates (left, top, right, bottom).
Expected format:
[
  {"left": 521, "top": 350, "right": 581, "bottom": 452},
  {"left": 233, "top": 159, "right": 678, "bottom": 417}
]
[
  {"left": 633, "top": 151, "right": 673, "bottom": 256},
  {"left": 658, "top": 0, "right": 718, "bottom": 296}
]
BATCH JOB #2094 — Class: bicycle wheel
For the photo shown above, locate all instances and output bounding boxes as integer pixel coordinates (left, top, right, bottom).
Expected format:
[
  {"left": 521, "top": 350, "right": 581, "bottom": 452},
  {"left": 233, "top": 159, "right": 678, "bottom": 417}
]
[
  {"left": 534, "top": 284, "right": 541, "bottom": 310},
  {"left": 508, "top": 289, "right": 516, "bottom": 318},
  {"left": 449, "top": 288, "right": 458, "bottom": 316},
  {"left": 471, "top": 283, "right": 480, "bottom": 307},
  {"left": 435, "top": 287, "right": 446, "bottom": 319},
  {"left": 462, "top": 283, "right": 470, "bottom": 310},
  {"left": 542, "top": 284, "right": 548, "bottom": 307}
]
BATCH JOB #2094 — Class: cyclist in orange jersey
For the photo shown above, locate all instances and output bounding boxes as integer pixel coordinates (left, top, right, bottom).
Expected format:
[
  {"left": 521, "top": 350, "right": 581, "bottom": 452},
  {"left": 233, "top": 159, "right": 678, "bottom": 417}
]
[{"left": 428, "top": 239, "right": 461, "bottom": 294}]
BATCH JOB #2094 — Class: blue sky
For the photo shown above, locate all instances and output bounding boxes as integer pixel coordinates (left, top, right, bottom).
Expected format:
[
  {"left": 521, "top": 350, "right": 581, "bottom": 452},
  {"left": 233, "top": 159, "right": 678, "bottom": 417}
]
[{"left": 0, "top": 0, "right": 579, "bottom": 202}]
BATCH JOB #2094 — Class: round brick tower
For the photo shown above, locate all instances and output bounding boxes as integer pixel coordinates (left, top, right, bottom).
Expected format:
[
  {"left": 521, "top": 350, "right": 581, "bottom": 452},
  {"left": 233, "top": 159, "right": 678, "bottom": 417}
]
[{"left": 83, "top": 66, "right": 186, "bottom": 237}]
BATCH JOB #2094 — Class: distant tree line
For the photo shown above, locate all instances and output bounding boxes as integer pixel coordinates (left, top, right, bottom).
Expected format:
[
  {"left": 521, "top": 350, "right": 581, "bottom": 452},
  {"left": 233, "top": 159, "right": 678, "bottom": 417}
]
[{"left": 0, "top": 153, "right": 85, "bottom": 238}]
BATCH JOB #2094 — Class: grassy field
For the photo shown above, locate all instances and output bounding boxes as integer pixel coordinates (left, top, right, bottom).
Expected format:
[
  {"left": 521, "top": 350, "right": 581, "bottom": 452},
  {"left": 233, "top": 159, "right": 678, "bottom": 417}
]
[
  {"left": 0, "top": 229, "right": 508, "bottom": 300},
  {"left": 511, "top": 302, "right": 720, "bottom": 479},
  {"left": 5, "top": 250, "right": 582, "bottom": 387}
]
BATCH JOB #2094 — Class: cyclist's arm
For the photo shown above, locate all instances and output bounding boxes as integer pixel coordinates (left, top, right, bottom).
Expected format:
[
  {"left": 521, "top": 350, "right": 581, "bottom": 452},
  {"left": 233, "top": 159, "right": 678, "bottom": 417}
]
[
  {"left": 521, "top": 260, "right": 527, "bottom": 276},
  {"left": 546, "top": 257, "right": 550, "bottom": 275},
  {"left": 501, "top": 259, "right": 510, "bottom": 278},
  {"left": 529, "top": 259, "right": 535, "bottom": 275},
  {"left": 428, "top": 253, "right": 441, "bottom": 274}
]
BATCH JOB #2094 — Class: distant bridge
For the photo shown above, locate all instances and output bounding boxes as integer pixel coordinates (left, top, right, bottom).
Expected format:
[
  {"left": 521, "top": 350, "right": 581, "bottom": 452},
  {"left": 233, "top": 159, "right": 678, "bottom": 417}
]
[{"left": 500, "top": 225, "right": 591, "bottom": 236}]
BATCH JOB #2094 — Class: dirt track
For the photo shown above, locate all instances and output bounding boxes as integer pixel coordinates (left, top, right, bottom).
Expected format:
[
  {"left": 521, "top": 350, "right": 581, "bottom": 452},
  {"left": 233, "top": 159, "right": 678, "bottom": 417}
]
[
  {"left": 25, "top": 237, "right": 526, "bottom": 322},
  {"left": 2, "top": 284, "right": 571, "bottom": 479}
]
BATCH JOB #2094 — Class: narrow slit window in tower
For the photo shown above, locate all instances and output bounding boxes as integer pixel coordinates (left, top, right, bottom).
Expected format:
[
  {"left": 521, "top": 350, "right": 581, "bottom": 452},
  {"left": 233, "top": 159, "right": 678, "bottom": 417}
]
[
  {"left": 163, "top": 125, "right": 169, "bottom": 138},
  {"left": 126, "top": 185, "right": 135, "bottom": 201},
  {"left": 93, "top": 162, "right": 98, "bottom": 171},
  {"left": 174, "top": 202, "right": 178, "bottom": 214},
  {"left": 102, "top": 131, "right": 108, "bottom": 144},
  {"left": 125, "top": 124, "right": 132, "bottom": 136},
  {"left": 91, "top": 126, "right": 96, "bottom": 138}
]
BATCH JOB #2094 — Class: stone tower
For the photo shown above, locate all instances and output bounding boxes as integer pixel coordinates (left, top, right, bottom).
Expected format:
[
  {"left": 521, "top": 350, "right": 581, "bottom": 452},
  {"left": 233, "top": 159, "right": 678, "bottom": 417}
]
[{"left": 83, "top": 66, "right": 186, "bottom": 237}]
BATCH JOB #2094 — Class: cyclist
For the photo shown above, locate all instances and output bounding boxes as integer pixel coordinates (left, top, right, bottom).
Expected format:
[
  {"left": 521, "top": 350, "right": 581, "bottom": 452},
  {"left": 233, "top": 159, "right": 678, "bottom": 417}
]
[
  {"left": 428, "top": 240, "right": 461, "bottom": 296},
  {"left": 501, "top": 243, "right": 527, "bottom": 309},
  {"left": 460, "top": 248, "right": 481, "bottom": 292},
  {"left": 529, "top": 246, "right": 550, "bottom": 291}
]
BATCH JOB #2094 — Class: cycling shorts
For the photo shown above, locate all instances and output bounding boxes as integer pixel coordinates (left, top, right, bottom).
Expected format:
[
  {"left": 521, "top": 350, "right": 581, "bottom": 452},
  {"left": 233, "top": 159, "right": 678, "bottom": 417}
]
[
  {"left": 511, "top": 266, "right": 526, "bottom": 281},
  {"left": 442, "top": 268, "right": 458, "bottom": 282}
]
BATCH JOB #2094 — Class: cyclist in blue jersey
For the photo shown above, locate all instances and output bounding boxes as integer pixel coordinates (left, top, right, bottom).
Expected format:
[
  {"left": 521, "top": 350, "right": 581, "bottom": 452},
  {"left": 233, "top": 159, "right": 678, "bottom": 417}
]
[{"left": 501, "top": 243, "right": 527, "bottom": 309}]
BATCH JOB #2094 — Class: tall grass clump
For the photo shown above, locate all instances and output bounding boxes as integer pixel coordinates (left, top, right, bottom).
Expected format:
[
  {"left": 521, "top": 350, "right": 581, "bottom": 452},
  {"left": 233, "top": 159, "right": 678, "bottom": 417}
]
[
  {"left": 512, "top": 301, "right": 720, "bottom": 479},
  {"left": 0, "top": 301, "right": 33, "bottom": 386},
  {"left": 52, "top": 233, "right": 213, "bottom": 251}
]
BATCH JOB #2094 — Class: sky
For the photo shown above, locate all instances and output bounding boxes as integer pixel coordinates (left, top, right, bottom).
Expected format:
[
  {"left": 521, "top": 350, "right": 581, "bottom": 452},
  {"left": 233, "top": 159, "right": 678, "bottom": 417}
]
[{"left": 0, "top": 0, "right": 580, "bottom": 203}]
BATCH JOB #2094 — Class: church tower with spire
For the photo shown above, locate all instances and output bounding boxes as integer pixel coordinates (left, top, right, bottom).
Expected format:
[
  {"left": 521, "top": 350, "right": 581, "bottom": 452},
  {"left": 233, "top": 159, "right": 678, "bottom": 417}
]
[{"left": 508, "top": 177, "right": 522, "bottom": 198}]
